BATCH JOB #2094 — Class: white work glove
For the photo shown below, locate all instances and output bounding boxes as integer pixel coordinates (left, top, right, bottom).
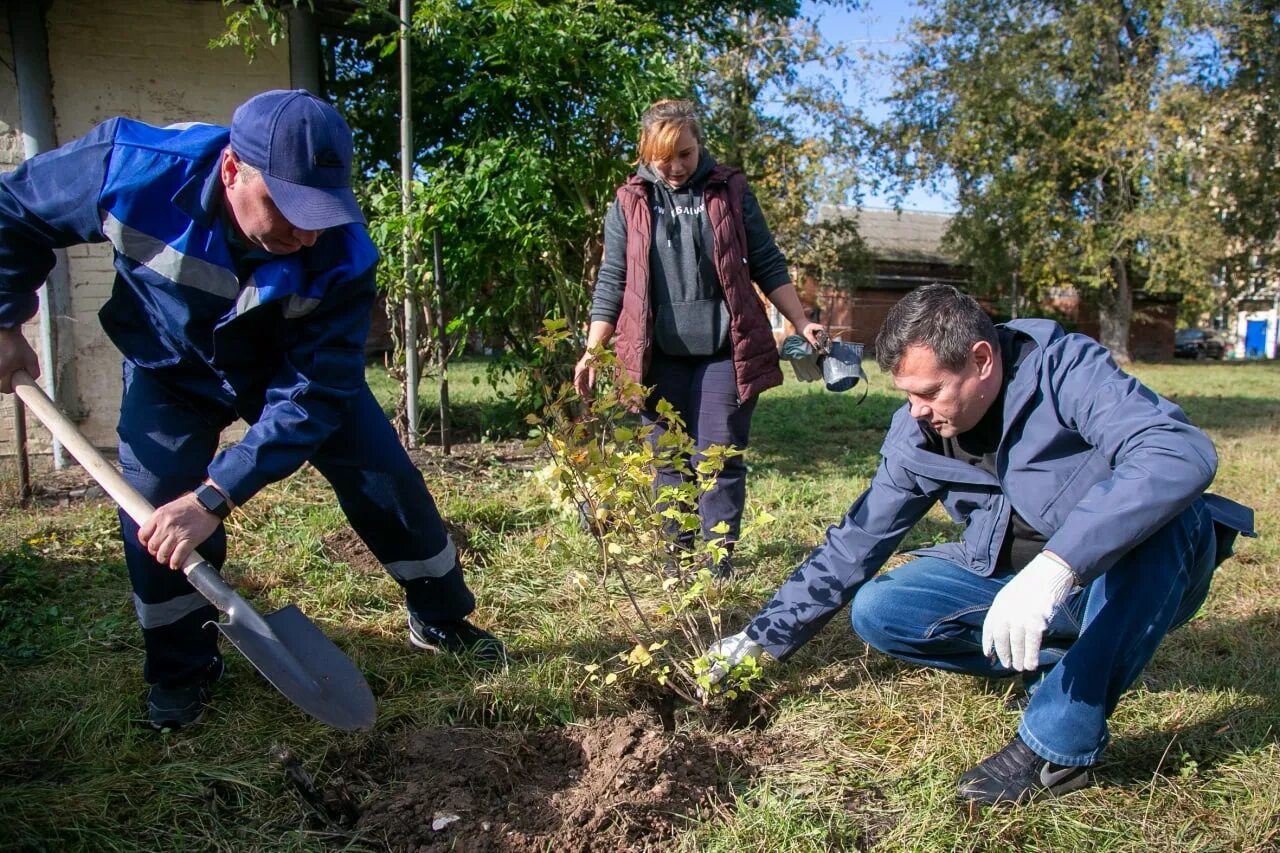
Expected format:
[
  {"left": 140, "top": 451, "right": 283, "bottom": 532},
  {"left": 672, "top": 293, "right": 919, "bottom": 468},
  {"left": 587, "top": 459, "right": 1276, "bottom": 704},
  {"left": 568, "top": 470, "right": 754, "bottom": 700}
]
[
  {"left": 982, "top": 552, "right": 1078, "bottom": 672},
  {"left": 701, "top": 630, "right": 764, "bottom": 689}
]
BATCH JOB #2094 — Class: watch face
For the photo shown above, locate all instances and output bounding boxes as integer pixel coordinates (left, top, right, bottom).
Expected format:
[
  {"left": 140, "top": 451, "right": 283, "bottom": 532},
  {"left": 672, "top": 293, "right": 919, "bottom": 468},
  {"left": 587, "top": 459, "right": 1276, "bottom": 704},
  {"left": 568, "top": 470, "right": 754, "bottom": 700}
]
[{"left": 196, "top": 484, "right": 229, "bottom": 519}]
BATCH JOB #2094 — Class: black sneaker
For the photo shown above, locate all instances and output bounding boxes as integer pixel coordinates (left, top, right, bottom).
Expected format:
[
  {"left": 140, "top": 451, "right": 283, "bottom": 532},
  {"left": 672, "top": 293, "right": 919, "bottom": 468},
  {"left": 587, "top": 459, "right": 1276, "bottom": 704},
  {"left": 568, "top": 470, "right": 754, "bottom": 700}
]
[
  {"left": 711, "top": 554, "right": 735, "bottom": 580},
  {"left": 408, "top": 616, "right": 506, "bottom": 665},
  {"left": 147, "top": 656, "right": 224, "bottom": 732},
  {"left": 956, "top": 735, "right": 1090, "bottom": 806}
]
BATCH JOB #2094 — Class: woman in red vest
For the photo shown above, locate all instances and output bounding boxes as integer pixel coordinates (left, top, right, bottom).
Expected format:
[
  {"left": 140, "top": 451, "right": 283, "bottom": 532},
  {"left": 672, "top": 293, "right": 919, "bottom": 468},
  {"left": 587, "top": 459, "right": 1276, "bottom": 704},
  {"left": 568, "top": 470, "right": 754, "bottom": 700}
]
[{"left": 574, "top": 99, "right": 824, "bottom": 577}]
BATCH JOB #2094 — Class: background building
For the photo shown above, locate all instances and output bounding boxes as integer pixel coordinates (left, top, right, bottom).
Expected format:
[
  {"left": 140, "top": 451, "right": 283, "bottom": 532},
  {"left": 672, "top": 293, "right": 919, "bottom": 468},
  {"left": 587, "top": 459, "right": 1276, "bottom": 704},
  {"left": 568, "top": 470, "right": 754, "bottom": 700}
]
[{"left": 786, "top": 206, "right": 1179, "bottom": 360}]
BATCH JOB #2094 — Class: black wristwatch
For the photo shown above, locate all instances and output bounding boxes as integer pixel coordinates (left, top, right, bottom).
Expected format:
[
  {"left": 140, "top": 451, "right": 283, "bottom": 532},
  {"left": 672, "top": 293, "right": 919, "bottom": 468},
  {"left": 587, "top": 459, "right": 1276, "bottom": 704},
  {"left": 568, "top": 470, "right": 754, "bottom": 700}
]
[{"left": 193, "top": 483, "right": 232, "bottom": 520}]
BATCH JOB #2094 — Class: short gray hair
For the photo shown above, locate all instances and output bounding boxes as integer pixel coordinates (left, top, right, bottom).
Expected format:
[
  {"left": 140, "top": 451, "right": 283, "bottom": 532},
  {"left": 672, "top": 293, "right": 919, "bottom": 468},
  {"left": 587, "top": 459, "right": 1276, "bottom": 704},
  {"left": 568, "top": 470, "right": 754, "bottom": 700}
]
[
  {"left": 226, "top": 146, "right": 262, "bottom": 181},
  {"left": 875, "top": 284, "right": 998, "bottom": 373}
]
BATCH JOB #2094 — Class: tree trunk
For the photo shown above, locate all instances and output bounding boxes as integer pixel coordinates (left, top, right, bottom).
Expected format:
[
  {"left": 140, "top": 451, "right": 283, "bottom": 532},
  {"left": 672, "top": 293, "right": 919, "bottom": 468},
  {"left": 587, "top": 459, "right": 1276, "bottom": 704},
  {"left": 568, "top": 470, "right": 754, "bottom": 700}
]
[
  {"left": 384, "top": 296, "right": 410, "bottom": 443},
  {"left": 1097, "top": 256, "right": 1134, "bottom": 363}
]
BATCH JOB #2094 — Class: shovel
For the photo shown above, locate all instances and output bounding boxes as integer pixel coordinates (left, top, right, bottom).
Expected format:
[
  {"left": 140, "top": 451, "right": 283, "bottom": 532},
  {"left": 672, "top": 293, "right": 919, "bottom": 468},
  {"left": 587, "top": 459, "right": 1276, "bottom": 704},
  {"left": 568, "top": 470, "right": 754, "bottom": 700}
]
[{"left": 12, "top": 370, "right": 376, "bottom": 731}]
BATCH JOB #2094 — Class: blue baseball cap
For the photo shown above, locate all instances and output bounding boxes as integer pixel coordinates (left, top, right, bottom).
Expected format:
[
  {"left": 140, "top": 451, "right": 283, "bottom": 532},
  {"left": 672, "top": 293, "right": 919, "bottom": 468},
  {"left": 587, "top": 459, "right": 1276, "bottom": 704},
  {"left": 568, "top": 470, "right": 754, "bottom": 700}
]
[{"left": 230, "top": 89, "right": 365, "bottom": 230}]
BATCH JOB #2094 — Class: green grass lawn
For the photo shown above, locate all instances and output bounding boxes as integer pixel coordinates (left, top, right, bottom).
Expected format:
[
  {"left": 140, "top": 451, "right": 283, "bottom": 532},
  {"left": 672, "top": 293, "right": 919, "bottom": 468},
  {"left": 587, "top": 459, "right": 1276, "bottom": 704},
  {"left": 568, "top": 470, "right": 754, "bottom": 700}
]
[{"left": 0, "top": 358, "right": 1276, "bottom": 850}]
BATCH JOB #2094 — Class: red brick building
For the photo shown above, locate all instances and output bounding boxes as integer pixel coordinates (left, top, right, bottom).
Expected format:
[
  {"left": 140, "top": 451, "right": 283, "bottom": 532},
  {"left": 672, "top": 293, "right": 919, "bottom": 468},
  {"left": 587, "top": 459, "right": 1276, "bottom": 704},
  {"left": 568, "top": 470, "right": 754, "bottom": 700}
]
[{"left": 778, "top": 207, "right": 1177, "bottom": 361}]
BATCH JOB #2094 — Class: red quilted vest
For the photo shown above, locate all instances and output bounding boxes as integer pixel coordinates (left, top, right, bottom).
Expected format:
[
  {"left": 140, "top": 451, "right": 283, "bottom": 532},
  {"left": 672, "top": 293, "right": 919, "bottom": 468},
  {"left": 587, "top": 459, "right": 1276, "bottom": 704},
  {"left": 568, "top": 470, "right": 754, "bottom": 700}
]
[{"left": 612, "top": 165, "right": 783, "bottom": 401}]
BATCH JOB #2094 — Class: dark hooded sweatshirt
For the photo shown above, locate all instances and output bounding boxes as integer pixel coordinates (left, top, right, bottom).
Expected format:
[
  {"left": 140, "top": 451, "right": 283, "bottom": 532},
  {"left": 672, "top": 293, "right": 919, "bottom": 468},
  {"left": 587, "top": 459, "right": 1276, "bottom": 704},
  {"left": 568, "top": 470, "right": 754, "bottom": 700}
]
[{"left": 590, "top": 151, "right": 791, "bottom": 357}]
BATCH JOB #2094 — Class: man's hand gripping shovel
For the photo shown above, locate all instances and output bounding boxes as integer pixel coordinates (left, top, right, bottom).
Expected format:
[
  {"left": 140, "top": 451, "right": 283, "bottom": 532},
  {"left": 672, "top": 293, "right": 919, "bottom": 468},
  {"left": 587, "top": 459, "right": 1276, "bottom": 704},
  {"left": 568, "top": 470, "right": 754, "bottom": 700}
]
[{"left": 12, "top": 370, "right": 376, "bottom": 731}]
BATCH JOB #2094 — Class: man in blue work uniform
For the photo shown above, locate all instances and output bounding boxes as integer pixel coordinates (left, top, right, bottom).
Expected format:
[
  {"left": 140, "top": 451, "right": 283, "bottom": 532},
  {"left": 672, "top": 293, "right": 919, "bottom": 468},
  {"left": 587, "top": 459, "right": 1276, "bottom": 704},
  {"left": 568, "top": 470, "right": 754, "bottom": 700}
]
[
  {"left": 704, "top": 284, "right": 1254, "bottom": 806},
  {"left": 0, "top": 90, "right": 503, "bottom": 730}
]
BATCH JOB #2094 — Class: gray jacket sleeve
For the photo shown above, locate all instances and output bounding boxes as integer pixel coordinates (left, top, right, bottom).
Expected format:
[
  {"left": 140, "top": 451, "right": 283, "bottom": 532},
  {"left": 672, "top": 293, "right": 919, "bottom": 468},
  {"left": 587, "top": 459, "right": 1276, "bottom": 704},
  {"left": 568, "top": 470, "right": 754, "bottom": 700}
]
[
  {"left": 743, "top": 189, "right": 790, "bottom": 293},
  {"left": 590, "top": 200, "right": 627, "bottom": 324}
]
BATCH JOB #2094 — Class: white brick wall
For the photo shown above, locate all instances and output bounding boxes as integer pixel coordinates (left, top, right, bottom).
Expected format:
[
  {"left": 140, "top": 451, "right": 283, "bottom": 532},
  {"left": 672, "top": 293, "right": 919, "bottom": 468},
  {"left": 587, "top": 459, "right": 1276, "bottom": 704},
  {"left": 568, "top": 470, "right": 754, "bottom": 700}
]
[{"left": 1, "top": 0, "right": 290, "bottom": 459}]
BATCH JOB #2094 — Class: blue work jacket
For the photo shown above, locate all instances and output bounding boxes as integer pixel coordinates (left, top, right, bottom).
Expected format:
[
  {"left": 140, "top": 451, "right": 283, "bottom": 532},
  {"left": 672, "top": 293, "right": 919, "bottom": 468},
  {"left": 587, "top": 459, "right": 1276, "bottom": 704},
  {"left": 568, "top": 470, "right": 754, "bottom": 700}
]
[
  {"left": 747, "top": 320, "right": 1256, "bottom": 661},
  {"left": 0, "top": 118, "right": 379, "bottom": 507}
]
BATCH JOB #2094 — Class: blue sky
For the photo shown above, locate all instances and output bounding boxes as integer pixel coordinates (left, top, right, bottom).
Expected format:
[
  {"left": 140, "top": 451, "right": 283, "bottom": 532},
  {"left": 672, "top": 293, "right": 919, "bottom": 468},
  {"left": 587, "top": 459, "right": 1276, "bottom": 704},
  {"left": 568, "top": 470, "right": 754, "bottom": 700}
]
[{"left": 802, "top": 1, "right": 957, "bottom": 212}]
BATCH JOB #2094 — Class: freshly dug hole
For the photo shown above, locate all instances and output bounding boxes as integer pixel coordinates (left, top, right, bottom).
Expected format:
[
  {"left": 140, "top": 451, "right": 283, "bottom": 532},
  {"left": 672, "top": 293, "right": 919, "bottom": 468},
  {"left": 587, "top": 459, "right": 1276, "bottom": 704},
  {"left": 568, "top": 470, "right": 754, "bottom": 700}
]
[{"left": 358, "top": 712, "right": 765, "bottom": 851}]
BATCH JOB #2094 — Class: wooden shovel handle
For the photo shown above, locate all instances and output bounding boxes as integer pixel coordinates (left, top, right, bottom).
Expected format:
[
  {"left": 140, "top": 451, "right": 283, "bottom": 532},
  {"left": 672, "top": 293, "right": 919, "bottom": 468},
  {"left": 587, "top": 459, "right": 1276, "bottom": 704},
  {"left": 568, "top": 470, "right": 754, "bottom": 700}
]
[
  {"left": 12, "top": 370, "right": 156, "bottom": 523},
  {"left": 10, "top": 369, "right": 225, "bottom": 588}
]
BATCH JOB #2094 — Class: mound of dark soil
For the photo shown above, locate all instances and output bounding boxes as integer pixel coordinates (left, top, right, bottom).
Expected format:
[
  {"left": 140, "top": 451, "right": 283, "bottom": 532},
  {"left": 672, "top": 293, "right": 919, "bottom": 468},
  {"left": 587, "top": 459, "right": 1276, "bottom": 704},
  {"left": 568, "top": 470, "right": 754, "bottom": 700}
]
[{"left": 358, "top": 713, "right": 760, "bottom": 851}]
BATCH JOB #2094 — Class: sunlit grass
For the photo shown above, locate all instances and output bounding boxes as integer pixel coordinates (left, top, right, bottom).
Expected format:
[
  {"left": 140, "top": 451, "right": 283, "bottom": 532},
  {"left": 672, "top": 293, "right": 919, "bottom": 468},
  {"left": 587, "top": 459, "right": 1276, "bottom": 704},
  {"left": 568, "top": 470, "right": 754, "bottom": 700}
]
[{"left": 1, "top": 357, "right": 1276, "bottom": 850}]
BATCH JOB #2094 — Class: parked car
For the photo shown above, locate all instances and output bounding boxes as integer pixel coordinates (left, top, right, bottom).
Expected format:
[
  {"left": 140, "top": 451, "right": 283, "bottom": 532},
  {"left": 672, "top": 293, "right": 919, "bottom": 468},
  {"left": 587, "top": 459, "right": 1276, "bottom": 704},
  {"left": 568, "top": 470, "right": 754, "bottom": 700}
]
[{"left": 1174, "top": 328, "right": 1226, "bottom": 360}]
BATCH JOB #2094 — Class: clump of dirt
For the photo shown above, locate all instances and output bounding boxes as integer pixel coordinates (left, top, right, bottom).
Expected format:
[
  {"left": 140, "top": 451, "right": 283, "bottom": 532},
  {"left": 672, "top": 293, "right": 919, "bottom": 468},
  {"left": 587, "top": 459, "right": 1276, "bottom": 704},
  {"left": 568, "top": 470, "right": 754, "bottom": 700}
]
[{"left": 357, "top": 713, "right": 761, "bottom": 851}]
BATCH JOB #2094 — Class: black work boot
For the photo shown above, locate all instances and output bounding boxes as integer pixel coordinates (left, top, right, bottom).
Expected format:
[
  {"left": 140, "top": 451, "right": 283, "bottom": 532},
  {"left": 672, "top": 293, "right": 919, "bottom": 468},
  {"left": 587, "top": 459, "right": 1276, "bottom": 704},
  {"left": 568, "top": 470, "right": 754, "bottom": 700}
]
[
  {"left": 147, "top": 656, "right": 224, "bottom": 732},
  {"left": 408, "top": 615, "right": 506, "bottom": 666},
  {"left": 956, "top": 735, "right": 1090, "bottom": 806}
]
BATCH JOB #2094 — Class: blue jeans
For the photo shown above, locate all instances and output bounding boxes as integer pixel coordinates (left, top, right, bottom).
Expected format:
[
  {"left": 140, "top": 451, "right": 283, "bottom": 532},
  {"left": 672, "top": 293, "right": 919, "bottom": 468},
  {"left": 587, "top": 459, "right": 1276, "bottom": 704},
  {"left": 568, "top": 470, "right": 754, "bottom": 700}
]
[
  {"left": 118, "top": 364, "right": 475, "bottom": 686},
  {"left": 850, "top": 500, "right": 1217, "bottom": 765},
  {"left": 643, "top": 350, "right": 756, "bottom": 544}
]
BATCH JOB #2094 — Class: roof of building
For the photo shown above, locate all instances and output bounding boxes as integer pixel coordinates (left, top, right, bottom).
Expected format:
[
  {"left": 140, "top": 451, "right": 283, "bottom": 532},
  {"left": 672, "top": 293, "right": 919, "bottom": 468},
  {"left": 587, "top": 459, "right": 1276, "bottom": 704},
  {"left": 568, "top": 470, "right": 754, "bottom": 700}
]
[{"left": 816, "top": 205, "right": 957, "bottom": 265}]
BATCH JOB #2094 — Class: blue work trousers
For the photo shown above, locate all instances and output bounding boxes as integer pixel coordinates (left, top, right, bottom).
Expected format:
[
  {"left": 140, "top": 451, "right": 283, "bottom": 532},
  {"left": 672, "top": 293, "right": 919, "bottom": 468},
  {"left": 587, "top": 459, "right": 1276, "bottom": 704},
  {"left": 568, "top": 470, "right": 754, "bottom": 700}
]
[
  {"left": 643, "top": 350, "right": 756, "bottom": 545},
  {"left": 117, "top": 364, "right": 474, "bottom": 687},
  {"left": 849, "top": 500, "right": 1217, "bottom": 765}
]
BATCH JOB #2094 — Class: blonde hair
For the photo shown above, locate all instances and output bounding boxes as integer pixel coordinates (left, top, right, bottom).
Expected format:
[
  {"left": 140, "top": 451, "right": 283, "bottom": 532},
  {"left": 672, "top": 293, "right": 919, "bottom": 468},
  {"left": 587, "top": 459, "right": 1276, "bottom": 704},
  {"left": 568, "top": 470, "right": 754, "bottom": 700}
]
[{"left": 636, "top": 99, "right": 704, "bottom": 164}]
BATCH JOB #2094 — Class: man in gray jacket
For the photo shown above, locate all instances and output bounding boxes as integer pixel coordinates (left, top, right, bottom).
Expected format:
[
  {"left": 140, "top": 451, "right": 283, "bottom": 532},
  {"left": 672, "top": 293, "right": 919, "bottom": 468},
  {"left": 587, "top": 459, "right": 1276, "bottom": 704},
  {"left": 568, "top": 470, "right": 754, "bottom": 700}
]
[{"left": 705, "top": 284, "right": 1254, "bottom": 806}]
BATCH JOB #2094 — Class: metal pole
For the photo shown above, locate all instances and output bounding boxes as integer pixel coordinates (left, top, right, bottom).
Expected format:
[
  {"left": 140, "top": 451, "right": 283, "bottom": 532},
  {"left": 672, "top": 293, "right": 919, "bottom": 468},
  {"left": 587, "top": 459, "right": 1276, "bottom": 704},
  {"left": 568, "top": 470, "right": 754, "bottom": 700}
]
[
  {"left": 1011, "top": 271, "right": 1019, "bottom": 320},
  {"left": 433, "top": 228, "right": 451, "bottom": 455},
  {"left": 287, "top": 7, "right": 322, "bottom": 94},
  {"left": 13, "top": 398, "right": 30, "bottom": 505},
  {"left": 36, "top": 283, "right": 65, "bottom": 468},
  {"left": 400, "top": 0, "right": 419, "bottom": 447},
  {"left": 11, "top": 0, "right": 68, "bottom": 469}
]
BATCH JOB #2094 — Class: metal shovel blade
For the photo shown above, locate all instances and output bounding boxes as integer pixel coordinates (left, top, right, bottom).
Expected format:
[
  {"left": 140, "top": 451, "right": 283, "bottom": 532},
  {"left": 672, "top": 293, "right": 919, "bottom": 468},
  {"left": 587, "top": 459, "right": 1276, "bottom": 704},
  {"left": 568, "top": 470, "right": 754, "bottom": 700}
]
[
  {"left": 214, "top": 603, "right": 376, "bottom": 731},
  {"left": 11, "top": 371, "right": 377, "bottom": 731}
]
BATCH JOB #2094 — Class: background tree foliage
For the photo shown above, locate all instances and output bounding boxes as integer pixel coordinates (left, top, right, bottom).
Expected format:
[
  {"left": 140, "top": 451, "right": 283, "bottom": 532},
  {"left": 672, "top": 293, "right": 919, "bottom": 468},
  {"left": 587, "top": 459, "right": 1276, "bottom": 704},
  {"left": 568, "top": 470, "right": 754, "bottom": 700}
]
[
  {"left": 329, "top": 0, "right": 861, "bottom": 417},
  {"left": 222, "top": 1, "right": 867, "bottom": 418},
  {"left": 337, "top": 0, "right": 695, "bottom": 408},
  {"left": 695, "top": 4, "right": 868, "bottom": 272},
  {"left": 1195, "top": 0, "right": 1280, "bottom": 314},
  {"left": 223, "top": 0, "right": 1280, "bottom": 378},
  {"left": 879, "top": 0, "right": 1231, "bottom": 360}
]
